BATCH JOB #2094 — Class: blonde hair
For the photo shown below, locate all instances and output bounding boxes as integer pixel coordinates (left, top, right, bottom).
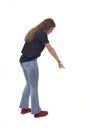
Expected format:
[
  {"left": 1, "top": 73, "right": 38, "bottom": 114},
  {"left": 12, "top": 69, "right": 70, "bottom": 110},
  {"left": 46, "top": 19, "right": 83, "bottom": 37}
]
[{"left": 24, "top": 18, "right": 56, "bottom": 42}]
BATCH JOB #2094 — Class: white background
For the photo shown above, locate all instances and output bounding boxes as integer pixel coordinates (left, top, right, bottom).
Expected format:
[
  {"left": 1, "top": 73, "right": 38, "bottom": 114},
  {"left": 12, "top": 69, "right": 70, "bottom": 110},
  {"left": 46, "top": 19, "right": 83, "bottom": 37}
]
[{"left": 0, "top": 0, "right": 87, "bottom": 130}]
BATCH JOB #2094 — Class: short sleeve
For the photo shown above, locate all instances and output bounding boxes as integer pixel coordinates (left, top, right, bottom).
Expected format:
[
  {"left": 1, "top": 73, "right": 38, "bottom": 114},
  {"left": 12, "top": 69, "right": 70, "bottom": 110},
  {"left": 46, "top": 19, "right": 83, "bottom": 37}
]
[{"left": 35, "top": 30, "right": 49, "bottom": 44}]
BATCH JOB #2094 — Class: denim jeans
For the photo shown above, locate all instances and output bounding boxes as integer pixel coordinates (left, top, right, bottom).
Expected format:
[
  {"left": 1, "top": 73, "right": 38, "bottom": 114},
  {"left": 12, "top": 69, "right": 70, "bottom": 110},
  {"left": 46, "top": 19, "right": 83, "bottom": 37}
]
[{"left": 19, "top": 59, "right": 41, "bottom": 114}]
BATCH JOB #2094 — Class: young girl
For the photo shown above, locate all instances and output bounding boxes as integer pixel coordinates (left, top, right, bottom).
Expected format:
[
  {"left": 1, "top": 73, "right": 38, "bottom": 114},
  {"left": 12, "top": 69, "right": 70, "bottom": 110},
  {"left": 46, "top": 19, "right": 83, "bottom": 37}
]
[{"left": 19, "top": 18, "right": 65, "bottom": 118}]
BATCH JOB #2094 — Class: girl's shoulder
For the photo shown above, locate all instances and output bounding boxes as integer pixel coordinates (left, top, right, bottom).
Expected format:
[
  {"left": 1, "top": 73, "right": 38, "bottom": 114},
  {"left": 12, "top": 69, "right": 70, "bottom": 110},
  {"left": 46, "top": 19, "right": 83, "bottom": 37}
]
[{"left": 35, "top": 29, "right": 47, "bottom": 37}]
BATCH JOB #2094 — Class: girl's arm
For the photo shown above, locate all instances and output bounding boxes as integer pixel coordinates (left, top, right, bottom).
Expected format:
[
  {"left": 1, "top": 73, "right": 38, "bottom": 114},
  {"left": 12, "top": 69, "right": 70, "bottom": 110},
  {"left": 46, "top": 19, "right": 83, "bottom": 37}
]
[{"left": 45, "top": 43, "right": 65, "bottom": 69}]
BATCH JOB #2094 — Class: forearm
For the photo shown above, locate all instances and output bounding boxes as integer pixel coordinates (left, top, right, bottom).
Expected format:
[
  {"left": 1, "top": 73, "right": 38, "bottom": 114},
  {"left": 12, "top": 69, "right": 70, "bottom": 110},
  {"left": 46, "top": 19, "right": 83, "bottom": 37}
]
[{"left": 48, "top": 48, "right": 61, "bottom": 63}]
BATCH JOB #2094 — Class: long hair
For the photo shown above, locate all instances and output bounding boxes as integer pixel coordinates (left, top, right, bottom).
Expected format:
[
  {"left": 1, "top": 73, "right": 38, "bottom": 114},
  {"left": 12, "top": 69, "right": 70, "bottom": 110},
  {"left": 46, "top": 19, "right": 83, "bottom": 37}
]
[{"left": 24, "top": 18, "right": 56, "bottom": 42}]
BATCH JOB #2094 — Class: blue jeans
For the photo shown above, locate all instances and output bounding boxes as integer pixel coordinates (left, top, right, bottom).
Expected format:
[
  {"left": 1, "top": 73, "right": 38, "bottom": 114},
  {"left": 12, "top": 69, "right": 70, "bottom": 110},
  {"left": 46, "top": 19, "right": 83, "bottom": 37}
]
[{"left": 19, "top": 59, "right": 41, "bottom": 114}]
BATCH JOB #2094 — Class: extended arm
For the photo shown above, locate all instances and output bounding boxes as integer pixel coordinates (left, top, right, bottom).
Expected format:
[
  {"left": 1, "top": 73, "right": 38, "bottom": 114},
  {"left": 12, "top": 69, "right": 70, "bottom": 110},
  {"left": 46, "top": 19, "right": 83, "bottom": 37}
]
[{"left": 45, "top": 43, "right": 65, "bottom": 69}]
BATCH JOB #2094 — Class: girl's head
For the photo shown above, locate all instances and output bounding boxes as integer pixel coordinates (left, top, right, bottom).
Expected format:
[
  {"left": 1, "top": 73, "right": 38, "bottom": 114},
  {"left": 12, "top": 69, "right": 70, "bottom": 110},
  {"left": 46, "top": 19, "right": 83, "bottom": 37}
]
[
  {"left": 25, "top": 18, "right": 56, "bottom": 42},
  {"left": 38, "top": 18, "right": 56, "bottom": 33}
]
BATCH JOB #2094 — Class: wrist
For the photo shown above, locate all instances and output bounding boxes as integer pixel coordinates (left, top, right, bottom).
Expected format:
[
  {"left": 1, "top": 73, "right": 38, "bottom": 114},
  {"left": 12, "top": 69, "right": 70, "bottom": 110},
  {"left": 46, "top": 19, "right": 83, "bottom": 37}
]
[{"left": 58, "top": 60, "right": 61, "bottom": 64}]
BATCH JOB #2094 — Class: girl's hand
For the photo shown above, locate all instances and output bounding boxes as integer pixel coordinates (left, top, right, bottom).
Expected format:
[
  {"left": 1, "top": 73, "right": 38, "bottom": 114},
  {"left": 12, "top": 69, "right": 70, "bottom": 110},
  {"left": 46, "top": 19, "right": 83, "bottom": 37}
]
[{"left": 58, "top": 62, "right": 65, "bottom": 69}]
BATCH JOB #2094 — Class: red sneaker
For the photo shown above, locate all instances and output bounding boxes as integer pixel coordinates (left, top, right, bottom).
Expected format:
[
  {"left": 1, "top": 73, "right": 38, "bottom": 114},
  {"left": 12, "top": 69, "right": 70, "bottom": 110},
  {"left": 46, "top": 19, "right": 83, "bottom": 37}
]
[
  {"left": 21, "top": 108, "right": 31, "bottom": 114},
  {"left": 34, "top": 111, "right": 48, "bottom": 118}
]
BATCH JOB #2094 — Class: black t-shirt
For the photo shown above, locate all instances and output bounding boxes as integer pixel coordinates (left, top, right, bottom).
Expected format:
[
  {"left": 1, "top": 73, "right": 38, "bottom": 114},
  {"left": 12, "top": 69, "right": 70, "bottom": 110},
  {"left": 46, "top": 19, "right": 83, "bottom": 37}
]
[{"left": 20, "top": 30, "right": 49, "bottom": 62}]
